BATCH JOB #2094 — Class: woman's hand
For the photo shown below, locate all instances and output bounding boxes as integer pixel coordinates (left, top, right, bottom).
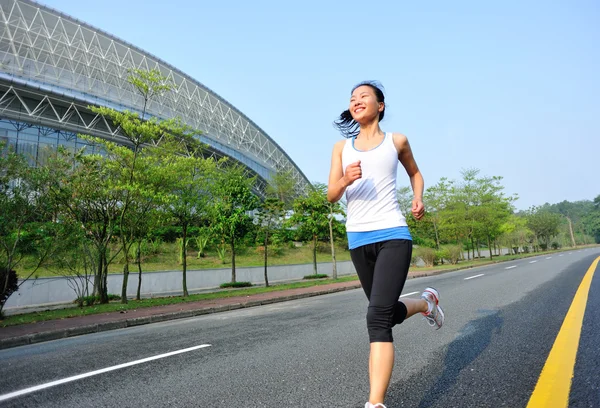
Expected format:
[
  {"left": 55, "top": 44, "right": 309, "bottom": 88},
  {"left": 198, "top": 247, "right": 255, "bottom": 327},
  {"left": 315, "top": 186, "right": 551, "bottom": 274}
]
[
  {"left": 412, "top": 198, "right": 425, "bottom": 220},
  {"left": 343, "top": 160, "right": 362, "bottom": 186}
]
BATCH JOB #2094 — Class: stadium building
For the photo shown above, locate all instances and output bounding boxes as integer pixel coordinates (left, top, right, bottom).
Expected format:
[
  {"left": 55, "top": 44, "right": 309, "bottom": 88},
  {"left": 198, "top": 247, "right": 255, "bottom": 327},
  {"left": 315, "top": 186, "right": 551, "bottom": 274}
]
[{"left": 0, "top": 0, "right": 310, "bottom": 196}]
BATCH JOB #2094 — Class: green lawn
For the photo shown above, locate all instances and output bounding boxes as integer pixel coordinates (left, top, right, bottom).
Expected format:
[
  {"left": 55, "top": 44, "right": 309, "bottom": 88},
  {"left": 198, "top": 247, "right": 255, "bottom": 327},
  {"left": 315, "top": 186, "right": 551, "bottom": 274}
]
[{"left": 17, "top": 242, "right": 353, "bottom": 278}]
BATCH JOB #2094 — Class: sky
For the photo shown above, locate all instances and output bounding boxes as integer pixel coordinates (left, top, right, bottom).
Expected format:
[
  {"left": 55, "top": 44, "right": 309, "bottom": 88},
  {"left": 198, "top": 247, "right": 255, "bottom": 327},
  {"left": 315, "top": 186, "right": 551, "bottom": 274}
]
[{"left": 41, "top": 0, "right": 599, "bottom": 210}]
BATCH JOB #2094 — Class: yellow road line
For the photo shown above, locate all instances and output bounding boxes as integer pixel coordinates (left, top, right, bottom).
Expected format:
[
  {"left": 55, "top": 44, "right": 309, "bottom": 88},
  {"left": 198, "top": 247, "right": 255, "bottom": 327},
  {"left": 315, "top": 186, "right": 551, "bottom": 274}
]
[{"left": 527, "top": 256, "right": 600, "bottom": 408}]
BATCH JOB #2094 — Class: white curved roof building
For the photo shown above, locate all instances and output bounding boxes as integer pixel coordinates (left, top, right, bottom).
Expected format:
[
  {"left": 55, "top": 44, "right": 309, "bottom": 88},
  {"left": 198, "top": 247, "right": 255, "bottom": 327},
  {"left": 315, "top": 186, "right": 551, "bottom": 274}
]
[{"left": 0, "top": 0, "right": 310, "bottom": 196}]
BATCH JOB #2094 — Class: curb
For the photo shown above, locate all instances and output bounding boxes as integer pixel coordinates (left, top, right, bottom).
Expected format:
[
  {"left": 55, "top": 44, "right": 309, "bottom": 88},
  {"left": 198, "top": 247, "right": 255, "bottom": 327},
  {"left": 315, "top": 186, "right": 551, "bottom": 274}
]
[{"left": 0, "top": 283, "right": 362, "bottom": 350}]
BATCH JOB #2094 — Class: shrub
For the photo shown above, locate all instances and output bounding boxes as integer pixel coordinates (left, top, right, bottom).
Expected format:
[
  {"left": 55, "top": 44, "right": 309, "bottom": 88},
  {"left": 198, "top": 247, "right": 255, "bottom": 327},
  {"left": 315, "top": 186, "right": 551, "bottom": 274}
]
[
  {"left": 435, "top": 247, "right": 450, "bottom": 264},
  {"left": 74, "top": 293, "right": 121, "bottom": 307},
  {"left": 220, "top": 282, "right": 252, "bottom": 289},
  {"left": 551, "top": 242, "right": 560, "bottom": 250},
  {"left": 444, "top": 245, "right": 463, "bottom": 265},
  {"left": 303, "top": 274, "right": 328, "bottom": 280},
  {"left": 415, "top": 247, "right": 437, "bottom": 267}
]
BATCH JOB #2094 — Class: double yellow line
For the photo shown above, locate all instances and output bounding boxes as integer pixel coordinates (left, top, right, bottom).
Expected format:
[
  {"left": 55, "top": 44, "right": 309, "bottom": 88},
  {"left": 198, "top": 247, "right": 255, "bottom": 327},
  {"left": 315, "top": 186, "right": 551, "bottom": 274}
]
[{"left": 527, "top": 256, "right": 600, "bottom": 407}]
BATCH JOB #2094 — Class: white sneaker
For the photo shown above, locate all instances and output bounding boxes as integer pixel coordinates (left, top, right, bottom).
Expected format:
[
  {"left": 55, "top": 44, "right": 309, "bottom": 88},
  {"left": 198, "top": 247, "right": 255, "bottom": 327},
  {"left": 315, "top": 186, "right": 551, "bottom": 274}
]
[
  {"left": 365, "top": 403, "right": 387, "bottom": 408},
  {"left": 421, "top": 287, "right": 444, "bottom": 329}
]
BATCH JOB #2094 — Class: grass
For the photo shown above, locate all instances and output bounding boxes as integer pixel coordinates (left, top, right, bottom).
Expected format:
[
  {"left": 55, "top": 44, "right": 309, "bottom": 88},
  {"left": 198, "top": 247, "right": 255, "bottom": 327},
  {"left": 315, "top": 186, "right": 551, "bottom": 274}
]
[
  {"left": 0, "top": 275, "right": 359, "bottom": 327},
  {"left": 16, "top": 242, "right": 352, "bottom": 279}
]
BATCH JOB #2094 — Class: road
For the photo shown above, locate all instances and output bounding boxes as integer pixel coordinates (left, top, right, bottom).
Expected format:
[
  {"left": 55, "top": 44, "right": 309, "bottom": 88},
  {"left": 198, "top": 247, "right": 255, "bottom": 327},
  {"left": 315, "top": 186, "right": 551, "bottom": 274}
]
[{"left": 0, "top": 248, "right": 598, "bottom": 407}]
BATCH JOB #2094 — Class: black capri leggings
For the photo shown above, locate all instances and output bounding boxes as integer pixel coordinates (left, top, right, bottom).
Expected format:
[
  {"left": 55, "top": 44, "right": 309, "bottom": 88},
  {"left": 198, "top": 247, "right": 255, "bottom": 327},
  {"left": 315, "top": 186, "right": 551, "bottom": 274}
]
[{"left": 350, "top": 239, "right": 413, "bottom": 343}]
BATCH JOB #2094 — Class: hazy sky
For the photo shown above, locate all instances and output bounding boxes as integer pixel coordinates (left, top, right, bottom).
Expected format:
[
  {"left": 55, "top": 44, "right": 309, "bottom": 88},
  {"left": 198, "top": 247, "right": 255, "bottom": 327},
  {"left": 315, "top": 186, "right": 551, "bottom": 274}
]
[{"left": 42, "top": 0, "right": 599, "bottom": 210}]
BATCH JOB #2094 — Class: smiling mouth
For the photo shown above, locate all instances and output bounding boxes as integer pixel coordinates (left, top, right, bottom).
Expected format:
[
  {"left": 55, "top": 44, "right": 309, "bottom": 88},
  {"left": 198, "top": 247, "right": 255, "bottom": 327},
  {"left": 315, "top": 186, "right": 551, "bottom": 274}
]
[{"left": 354, "top": 107, "right": 365, "bottom": 113}]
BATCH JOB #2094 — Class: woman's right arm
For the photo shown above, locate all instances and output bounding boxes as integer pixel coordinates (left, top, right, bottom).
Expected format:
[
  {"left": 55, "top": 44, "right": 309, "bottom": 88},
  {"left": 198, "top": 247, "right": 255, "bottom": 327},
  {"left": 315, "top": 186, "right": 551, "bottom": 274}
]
[
  {"left": 327, "top": 141, "right": 348, "bottom": 203},
  {"left": 327, "top": 141, "right": 362, "bottom": 203}
]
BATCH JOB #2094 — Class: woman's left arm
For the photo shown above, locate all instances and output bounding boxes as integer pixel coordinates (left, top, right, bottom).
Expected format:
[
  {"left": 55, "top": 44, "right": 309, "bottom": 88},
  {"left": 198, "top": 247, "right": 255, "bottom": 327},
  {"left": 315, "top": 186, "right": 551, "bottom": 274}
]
[{"left": 393, "top": 133, "right": 425, "bottom": 220}]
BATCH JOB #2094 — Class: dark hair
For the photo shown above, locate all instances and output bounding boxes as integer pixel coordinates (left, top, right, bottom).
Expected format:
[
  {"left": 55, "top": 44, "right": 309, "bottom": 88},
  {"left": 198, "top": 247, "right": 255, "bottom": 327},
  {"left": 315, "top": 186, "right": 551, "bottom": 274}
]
[{"left": 333, "top": 80, "right": 385, "bottom": 138}]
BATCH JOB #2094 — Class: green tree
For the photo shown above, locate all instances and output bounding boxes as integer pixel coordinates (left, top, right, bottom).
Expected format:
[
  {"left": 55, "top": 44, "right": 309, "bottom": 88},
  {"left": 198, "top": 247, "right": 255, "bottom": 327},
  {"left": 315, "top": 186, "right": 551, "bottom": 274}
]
[
  {"left": 50, "top": 146, "right": 123, "bottom": 304},
  {"left": 162, "top": 150, "right": 216, "bottom": 296},
  {"left": 0, "top": 145, "right": 67, "bottom": 313},
  {"left": 266, "top": 169, "right": 297, "bottom": 210},
  {"left": 87, "top": 68, "right": 197, "bottom": 304},
  {"left": 288, "top": 183, "right": 340, "bottom": 276},
  {"left": 255, "top": 197, "right": 285, "bottom": 287},
  {"left": 210, "top": 163, "right": 258, "bottom": 283},
  {"left": 526, "top": 207, "right": 561, "bottom": 250}
]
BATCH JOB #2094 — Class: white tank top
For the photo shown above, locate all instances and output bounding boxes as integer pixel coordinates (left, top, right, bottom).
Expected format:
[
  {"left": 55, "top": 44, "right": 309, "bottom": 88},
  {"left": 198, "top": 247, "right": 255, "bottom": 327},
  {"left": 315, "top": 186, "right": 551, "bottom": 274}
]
[{"left": 341, "top": 132, "right": 407, "bottom": 232}]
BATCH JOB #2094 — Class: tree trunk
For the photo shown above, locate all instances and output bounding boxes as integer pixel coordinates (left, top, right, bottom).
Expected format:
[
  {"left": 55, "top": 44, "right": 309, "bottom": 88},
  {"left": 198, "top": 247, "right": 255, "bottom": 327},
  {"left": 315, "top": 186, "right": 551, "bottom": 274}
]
[
  {"left": 121, "top": 262, "right": 129, "bottom": 304},
  {"left": 120, "top": 235, "right": 129, "bottom": 304},
  {"left": 182, "top": 225, "right": 188, "bottom": 296},
  {"left": 487, "top": 236, "right": 493, "bottom": 260},
  {"left": 433, "top": 220, "right": 440, "bottom": 250},
  {"left": 101, "top": 261, "right": 109, "bottom": 304},
  {"left": 264, "top": 230, "right": 269, "bottom": 287},
  {"left": 94, "top": 249, "right": 103, "bottom": 298},
  {"left": 476, "top": 239, "right": 481, "bottom": 258},
  {"left": 567, "top": 216, "right": 576, "bottom": 248},
  {"left": 312, "top": 235, "right": 318, "bottom": 275},
  {"left": 471, "top": 236, "right": 475, "bottom": 260},
  {"left": 329, "top": 217, "right": 337, "bottom": 279},
  {"left": 231, "top": 237, "right": 236, "bottom": 283},
  {"left": 136, "top": 240, "right": 143, "bottom": 301}
]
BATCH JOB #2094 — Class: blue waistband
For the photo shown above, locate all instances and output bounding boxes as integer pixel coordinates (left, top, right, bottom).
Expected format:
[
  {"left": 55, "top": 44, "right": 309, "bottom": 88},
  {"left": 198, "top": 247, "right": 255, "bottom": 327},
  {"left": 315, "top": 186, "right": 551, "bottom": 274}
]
[{"left": 347, "top": 226, "right": 412, "bottom": 250}]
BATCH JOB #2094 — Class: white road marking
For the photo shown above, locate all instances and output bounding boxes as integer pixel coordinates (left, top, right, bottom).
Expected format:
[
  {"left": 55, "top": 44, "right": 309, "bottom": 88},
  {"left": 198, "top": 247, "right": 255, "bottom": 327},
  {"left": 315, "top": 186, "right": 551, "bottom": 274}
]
[
  {"left": 464, "top": 274, "right": 485, "bottom": 280},
  {"left": 400, "top": 291, "right": 419, "bottom": 298},
  {"left": 530, "top": 260, "right": 538, "bottom": 264},
  {"left": 546, "top": 257, "right": 552, "bottom": 260},
  {"left": 569, "top": 253, "right": 573, "bottom": 255},
  {"left": 0, "top": 344, "right": 212, "bottom": 402},
  {"left": 505, "top": 266, "right": 517, "bottom": 270},
  {"left": 559, "top": 255, "right": 564, "bottom": 257}
]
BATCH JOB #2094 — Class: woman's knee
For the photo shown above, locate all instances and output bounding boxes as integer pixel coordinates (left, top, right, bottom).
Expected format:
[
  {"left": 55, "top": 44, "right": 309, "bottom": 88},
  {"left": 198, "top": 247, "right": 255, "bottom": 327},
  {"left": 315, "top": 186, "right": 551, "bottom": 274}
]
[{"left": 366, "top": 304, "right": 395, "bottom": 343}]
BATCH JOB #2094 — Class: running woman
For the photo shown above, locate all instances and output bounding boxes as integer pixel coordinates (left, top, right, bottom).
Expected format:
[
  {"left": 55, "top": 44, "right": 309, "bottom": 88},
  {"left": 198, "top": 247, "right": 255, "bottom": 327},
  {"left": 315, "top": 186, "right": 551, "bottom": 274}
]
[{"left": 326, "top": 81, "right": 444, "bottom": 408}]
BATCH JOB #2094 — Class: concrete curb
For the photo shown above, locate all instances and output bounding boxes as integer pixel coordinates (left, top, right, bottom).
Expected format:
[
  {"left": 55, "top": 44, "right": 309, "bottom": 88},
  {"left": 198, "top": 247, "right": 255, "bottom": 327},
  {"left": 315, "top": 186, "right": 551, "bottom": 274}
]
[{"left": 0, "top": 283, "right": 362, "bottom": 350}]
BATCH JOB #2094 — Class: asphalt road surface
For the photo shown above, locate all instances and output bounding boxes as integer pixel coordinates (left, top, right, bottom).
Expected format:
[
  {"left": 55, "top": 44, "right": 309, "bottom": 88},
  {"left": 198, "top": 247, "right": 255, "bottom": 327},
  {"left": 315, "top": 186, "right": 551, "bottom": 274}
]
[{"left": 1, "top": 248, "right": 598, "bottom": 407}]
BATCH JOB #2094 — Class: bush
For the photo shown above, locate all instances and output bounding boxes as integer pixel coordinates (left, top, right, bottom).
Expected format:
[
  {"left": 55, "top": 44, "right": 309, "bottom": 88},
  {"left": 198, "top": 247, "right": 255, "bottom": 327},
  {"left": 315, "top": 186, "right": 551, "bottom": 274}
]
[
  {"left": 444, "top": 245, "right": 463, "bottom": 265},
  {"left": 539, "top": 243, "right": 548, "bottom": 251},
  {"left": 220, "top": 282, "right": 252, "bottom": 289},
  {"left": 74, "top": 293, "right": 121, "bottom": 307},
  {"left": 410, "top": 252, "right": 419, "bottom": 266},
  {"left": 303, "top": 274, "right": 328, "bottom": 280},
  {"left": 551, "top": 242, "right": 560, "bottom": 250},
  {"left": 316, "top": 242, "right": 330, "bottom": 254},
  {"left": 435, "top": 247, "right": 450, "bottom": 264},
  {"left": 415, "top": 247, "right": 437, "bottom": 267}
]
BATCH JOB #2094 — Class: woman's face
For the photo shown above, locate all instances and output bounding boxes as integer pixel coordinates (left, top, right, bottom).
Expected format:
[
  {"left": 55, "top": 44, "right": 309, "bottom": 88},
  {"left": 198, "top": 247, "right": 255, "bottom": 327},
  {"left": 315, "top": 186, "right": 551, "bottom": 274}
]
[{"left": 349, "top": 85, "right": 383, "bottom": 125}]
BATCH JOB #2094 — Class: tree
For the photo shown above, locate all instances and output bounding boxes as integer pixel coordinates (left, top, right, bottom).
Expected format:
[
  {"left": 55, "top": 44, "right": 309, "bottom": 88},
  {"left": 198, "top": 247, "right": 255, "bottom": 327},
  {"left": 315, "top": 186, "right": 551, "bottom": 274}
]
[
  {"left": 471, "top": 175, "right": 514, "bottom": 259},
  {"left": 255, "top": 197, "right": 285, "bottom": 287},
  {"left": 526, "top": 207, "right": 561, "bottom": 250},
  {"left": 288, "top": 183, "right": 340, "bottom": 276},
  {"left": 266, "top": 169, "right": 297, "bottom": 210},
  {"left": 210, "top": 163, "right": 258, "bottom": 283},
  {"left": 499, "top": 215, "right": 533, "bottom": 254},
  {"left": 0, "top": 144, "right": 68, "bottom": 313},
  {"left": 49, "top": 146, "right": 123, "bottom": 304},
  {"left": 88, "top": 68, "right": 196, "bottom": 304},
  {"left": 162, "top": 150, "right": 216, "bottom": 296}
]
